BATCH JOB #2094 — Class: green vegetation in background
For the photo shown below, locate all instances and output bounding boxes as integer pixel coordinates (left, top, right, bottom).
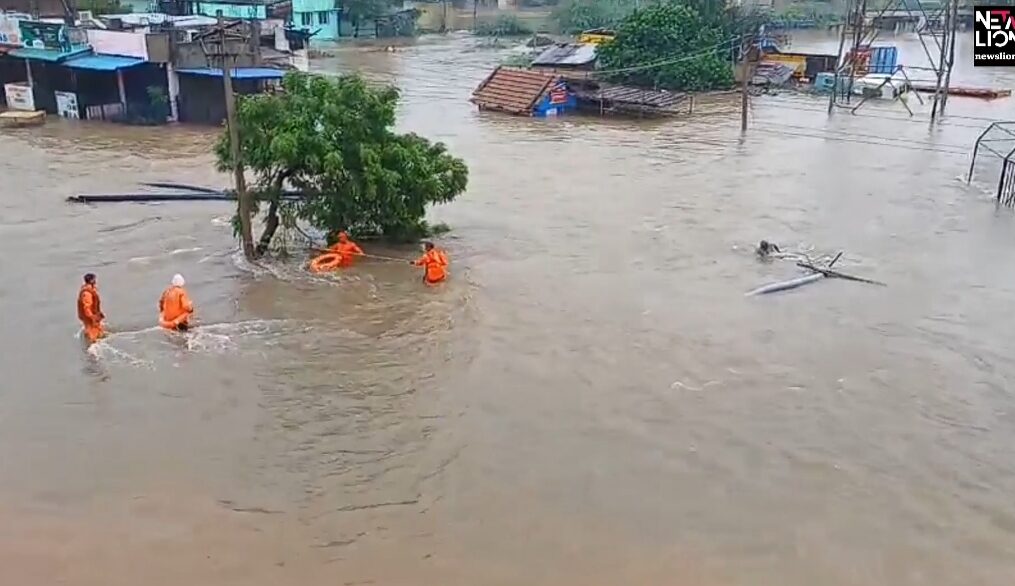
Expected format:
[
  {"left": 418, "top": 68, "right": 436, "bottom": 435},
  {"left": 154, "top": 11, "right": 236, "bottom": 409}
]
[
  {"left": 215, "top": 72, "right": 468, "bottom": 254},
  {"left": 474, "top": 14, "right": 535, "bottom": 36},
  {"left": 596, "top": 1, "right": 737, "bottom": 92},
  {"left": 551, "top": 0, "right": 764, "bottom": 34}
]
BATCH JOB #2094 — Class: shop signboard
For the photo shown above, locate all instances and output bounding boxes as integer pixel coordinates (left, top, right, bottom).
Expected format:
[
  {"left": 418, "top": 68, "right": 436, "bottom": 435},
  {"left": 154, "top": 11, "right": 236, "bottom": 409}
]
[
  {"left": 4, "top": 82, "right": 35, "bottom": 111},
  {"left": 0, "top": 12, "right": 28, "bottom": 46}
]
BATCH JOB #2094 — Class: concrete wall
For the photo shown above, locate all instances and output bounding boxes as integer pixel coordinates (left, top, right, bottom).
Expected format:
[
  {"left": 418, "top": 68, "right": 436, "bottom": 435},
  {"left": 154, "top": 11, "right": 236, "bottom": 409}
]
[
  {"left": 174, "top": 37, "right": 259, "bottom": 68},
  {"left": 145, "top": 32, "right": 171, "bottom": 63},
  {"left": 86, "top": 29, "right": 149, "bottom": 59}
]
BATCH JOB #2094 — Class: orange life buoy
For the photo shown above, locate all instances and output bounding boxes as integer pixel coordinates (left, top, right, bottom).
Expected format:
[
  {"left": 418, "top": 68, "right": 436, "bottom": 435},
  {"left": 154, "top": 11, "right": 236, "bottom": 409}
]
[{"left": 309, "top": 252, "right": 343, "bottom": 273}]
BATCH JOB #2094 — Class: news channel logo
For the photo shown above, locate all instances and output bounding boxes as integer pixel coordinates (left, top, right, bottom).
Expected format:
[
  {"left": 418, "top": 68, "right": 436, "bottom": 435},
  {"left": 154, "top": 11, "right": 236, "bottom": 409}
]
[{"left": 975, "top": 6, "right": 1015, "bottom": 66}]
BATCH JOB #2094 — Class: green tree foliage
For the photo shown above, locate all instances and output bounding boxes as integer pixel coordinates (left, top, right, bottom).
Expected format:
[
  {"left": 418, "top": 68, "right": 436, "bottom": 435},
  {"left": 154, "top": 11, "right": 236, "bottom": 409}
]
[
  {"left": 474, "top": 14, "right": 533, "bottom": 36},
  {"left": 215, "top": 72, "right": 468, "bottom": 254},
  {"left": 595, "top": 1, "right": 735, "bottom": 91}
]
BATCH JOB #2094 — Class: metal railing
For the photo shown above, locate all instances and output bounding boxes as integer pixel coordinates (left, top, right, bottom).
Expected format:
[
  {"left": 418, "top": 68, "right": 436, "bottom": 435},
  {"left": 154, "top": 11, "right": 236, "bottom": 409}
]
[{"left": 967, "top": 121, "right": 1015, "bottom": 206}]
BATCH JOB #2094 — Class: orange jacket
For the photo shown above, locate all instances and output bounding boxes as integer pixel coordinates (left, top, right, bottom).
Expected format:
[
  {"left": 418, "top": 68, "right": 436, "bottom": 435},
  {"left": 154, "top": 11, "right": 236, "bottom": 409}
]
[
  {"left": 330, "top": 240, "right": 364, "bottom": 267},
  {"left": 159, "top": 285, "right": 194, "bottom": 326},
  {"left": 77, "top": 284, "right": 103, "bottom": 325},
  {"left": 414, "top": 249, "right": 448, "bottom": 283}
]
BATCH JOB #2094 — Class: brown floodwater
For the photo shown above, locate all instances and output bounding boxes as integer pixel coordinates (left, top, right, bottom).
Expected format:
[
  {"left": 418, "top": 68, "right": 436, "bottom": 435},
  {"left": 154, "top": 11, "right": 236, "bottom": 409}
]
[{"left": 2, "top": 31, "right": 1015, "bottom": 586}]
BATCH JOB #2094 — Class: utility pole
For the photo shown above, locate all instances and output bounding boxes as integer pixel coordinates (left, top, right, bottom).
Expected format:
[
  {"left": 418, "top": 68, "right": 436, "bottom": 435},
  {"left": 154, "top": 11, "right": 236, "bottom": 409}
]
[
  {"left": 844, "top": 0, "right": 867, "bottom": 102},
  {"left": 740, "top": 30, "right": 758, "bottom": 132},
  {"left": 211, "top": 13, "right": 255, "bottom": 259},
  {"left": 929, "top": 0, "right": 950, "bottom": 124},
  {"left": 828, "top": 0, "right": 853, "bottom": 114},
  {"left": 937, "top": 0, "right": 958, "bottom": 117}
]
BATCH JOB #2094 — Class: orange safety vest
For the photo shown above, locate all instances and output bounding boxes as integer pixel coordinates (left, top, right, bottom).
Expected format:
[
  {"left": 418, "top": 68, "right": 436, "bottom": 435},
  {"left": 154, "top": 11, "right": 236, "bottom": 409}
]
[
  {"left": 331, "top": 240, "right": 364, "bottom": 267},
  {"left": 415, "top": 249, "right": 448, "bottom": 283},
  {"left": 77, "top": 284, "right": 101, "bottom": 324},
  {"left": 159, "top": 285, "right": 194, "bottom": 327}
]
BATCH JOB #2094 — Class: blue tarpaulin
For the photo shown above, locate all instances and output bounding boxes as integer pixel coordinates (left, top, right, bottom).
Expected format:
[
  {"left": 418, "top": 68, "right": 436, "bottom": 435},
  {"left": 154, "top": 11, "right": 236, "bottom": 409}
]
[
  {"left": 64, "top": 54, "right": 146, "bottom": 71},
  {"left": 176, "top": 67, "right": 286, "bottom": 80}
]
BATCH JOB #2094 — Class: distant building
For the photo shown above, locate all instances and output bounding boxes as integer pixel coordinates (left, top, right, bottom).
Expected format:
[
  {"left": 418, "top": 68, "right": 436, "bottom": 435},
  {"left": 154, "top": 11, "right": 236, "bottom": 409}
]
[
  {"left": 182, "top": 0, "right": 291, "bottom": 20},
  {"left": 0, "top": 0, "right": 69, "bottom": 18},
  {"left": 292, "top": 0, "right": 338, "bottom": 41},
  {"left": 0, "top": 13, "right": 292, "bottom": 124}
]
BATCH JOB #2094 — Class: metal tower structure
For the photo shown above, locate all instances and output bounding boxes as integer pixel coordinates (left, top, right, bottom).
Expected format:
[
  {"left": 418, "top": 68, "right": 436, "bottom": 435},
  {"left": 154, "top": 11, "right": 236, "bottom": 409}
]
[{"left": 827, "top": 0, "right": 959, "bottom": 124}]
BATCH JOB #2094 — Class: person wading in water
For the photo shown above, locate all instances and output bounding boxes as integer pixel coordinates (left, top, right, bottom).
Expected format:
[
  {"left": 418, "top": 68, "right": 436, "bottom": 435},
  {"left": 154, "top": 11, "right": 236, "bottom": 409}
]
[{"left": 77, "top": 273, "right": 106, "bottom": 344}]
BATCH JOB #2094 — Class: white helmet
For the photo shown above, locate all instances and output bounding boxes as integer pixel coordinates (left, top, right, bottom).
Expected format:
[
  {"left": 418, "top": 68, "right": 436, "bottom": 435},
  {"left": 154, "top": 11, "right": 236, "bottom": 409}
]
[{"left": 171, "top": 274, "right": 185, "bottom": 287}]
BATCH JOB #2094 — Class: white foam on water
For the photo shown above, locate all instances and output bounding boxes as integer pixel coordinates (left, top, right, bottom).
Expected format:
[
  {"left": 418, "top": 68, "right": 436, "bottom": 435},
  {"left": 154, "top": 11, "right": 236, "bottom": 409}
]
[
  {"left": 128, "top": 247, "right": 204, "bottom": 265},
  {"left": 84, "top": 319, "right": 297, "bottom": 368},
  {"left": 86, "top": 336, "right": 155, "bottom": 369},
  {"left": 184, "top": 330, "right": 236, "bottom": 353},
  {"left": 170, "top": 247, "right": 203, "bottom": 255},
  {"left": 230, "top": 249, "right": 363, "bottom": 288}
]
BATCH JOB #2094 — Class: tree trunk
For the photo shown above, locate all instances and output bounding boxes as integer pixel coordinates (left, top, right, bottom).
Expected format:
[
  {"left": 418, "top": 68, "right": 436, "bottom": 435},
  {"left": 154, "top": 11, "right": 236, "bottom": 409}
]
[
  {"left": 254, "top": 171, "right": 291, "bottom": 257},
  {"left": 255, "top": 199, "right": 280, "bottom": 257}
]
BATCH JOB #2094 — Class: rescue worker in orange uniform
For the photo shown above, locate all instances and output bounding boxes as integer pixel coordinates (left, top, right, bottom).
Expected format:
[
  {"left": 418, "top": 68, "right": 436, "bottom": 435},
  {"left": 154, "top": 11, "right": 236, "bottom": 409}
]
[
  {"left": 309, "top": 231, "right": 365, "bottom": 273},
  {"left": 77, "top": 273, "right": 106, "bottom": 344},
  {"left": 330, "top": 231, "right": 365, "bottom": 267},
  {"left": 411, "top": 241, "right": 448, "bottom": 285},
  {"left": 159, "top": 273, "right": 195, "bottom": 331}
]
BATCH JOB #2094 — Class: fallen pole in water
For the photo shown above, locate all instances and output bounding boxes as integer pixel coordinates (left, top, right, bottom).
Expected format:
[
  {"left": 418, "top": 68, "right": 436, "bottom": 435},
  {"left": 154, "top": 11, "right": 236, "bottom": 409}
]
[
  {"left": 746, "top": 273, "right": 825, "bottom": 296},
  {"left": 141, "top": 182, "right": 223, "bottom": 194},
  {"left": 796, "top": 262, "right": 887, "bottom": 286},
  {"left": 68, "top": 192, "right": 305, "bottom": 203}
]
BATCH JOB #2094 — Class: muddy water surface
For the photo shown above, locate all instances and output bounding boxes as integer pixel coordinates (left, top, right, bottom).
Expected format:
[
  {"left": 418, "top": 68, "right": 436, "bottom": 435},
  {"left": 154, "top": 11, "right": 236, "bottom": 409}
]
[{"left": 2, "top": 31, "right": 1015, "bottom": 586}]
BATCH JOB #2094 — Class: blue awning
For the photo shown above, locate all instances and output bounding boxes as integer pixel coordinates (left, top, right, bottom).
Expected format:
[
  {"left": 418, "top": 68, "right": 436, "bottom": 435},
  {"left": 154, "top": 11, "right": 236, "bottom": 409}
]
[
  {"left": 64, "top": 54, "right": 146, "bottom": 72},
  {"left": 9, "top": 47, "right": 90, "bottom": 63},
  {"left": 176, "top": 67, "right": 286, "bottom": 80}
]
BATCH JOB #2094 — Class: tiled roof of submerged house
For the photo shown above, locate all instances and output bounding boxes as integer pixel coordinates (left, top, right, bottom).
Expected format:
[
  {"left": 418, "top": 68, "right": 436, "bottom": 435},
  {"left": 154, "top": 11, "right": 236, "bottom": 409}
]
[{"left": 471, "top": 67, "right": 560, "bottom": 115}]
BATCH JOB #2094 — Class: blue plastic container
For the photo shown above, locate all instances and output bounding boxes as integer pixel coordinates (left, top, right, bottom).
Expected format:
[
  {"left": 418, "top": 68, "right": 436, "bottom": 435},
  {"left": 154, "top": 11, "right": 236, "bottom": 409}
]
[{"left": 869, "top": 46, "right": 898, "bottom": 74}]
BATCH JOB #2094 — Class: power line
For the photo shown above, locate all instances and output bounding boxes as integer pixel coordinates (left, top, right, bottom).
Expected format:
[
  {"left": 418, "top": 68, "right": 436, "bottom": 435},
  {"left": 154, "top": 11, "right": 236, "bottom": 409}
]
[
  {"left": 590, "top": 36, "right": 743, "bottom": 76},
  {"left": 755, "top": 120, "right": 972, "bottom": 150},
  {"left": 755, "top": 96, "right": 993, "bottom": 130},
  {"left": 752, "top": 126, "right": 969, "bottom": 156}
]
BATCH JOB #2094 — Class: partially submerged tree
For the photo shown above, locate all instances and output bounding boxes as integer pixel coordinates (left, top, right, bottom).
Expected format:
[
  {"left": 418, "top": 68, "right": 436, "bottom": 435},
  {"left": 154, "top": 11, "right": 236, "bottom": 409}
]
[
  {"left": 215, "top": 72, "right": 468, "bottom": 255},
  {"left": 596, "top": 1, "right": 735, "bottom": 92}
]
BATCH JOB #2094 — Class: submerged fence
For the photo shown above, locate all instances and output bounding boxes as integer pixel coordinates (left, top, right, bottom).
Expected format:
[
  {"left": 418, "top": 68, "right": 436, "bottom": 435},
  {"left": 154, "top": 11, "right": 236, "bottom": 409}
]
[{"left": 968, "top": 122, "right": 1015, "bottom": 207}]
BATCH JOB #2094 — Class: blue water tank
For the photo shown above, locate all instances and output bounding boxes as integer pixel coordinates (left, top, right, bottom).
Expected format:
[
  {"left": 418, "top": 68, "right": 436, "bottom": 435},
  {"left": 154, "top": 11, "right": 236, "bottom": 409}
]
[
  {"left": 814, "top": 72, "right": 836, "bottom": 92},
  {"left": 870, "top": 46, "right": 898, "bottom": 74}
]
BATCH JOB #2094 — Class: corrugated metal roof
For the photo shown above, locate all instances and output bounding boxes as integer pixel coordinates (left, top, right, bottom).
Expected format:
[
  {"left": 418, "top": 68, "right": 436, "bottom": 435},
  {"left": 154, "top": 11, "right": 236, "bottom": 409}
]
[
  {"left": 471, "top": 67, "right": 558, "bottom": 115},
  {"left": 572, "top": 83, "right": 685, "bottom": 109},
  {"left": 753, "top": 62, "right": 795, "bottom": 85},
  {"left": 65, "top": 54, "right": 145, "bottom": 71},
  {"left": 531, "top": 43, "right": 597, "bottom": 66},
  {"left": 176, "top": 67, "right": 286, "bottom": 79}
]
